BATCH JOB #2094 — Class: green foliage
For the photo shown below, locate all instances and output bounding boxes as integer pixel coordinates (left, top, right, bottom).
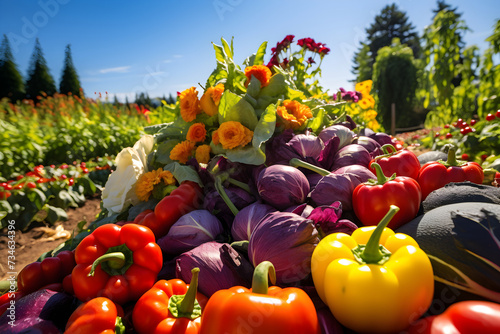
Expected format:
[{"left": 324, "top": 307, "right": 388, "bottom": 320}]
[
  {"left": 372, "top": 39, "right": 418, "bottom": 130},
  {"left": 352, "top": 3, "right": 420, "bottom": 81},
  {"left": 59, "top": 44, "right": 82, "bottom": 97},
  {"left": 25, "top": 39, "right": 57, "bottom": 98},
  {"left": 0, "top": 35, "right": 25, "bottom": 101},
  {"left": 478, "top": 19, "right": 500, "bottom": 118}
]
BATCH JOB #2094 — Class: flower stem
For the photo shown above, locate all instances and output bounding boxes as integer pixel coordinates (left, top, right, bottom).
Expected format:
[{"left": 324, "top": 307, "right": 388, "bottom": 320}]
[
  {"left": 215, "top": 176, "right": 239, "bottom": 216},
  {"left": 227, "top": 177, "right": 252, "bottom": 193}
]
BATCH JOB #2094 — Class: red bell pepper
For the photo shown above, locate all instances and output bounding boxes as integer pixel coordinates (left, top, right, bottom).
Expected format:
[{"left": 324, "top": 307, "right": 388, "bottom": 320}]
[
  {"left": 199, "top": 261, "right": 321, "bottom": 334},
  {"left": 16, "top": 250, "right": 75, "bottom": 295},
  {"left": 136, "top": 181, "right": 203, "bottom": 239},
  {"left": 65, "top": 297, "right": 125, "bottom": 334},
  {"left": 132, "top": 268, "right": 208, "bottom": 334},
  {"left": 353, "top": 162, "right": 422, "bottom": 229},
  {"left": 406, "top": 300, "right": 500, "bottom": 334},
  {"left": 71, "top": 223, "right": 162, "bottom": 305},
  {"left": 369, "top": 144, "right": 421, "bottom": 180},
  {"left": 418, "top": 145, "right": 484, "bottom": 199}
]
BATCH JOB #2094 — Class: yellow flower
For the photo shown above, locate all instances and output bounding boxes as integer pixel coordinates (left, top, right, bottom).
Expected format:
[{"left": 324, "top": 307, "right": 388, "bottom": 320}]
[
  {"left": 358, "top": 94, "right": 375, "bottom": 109},
  {"left": 218, "top": 121, "right": 253, "bottom": 150},
  {"left": 170, "top": 140, "right": 196, "bottom": 164},
  {"left": 200, "top": 84, "right": 224, "bottom": 116},
  {"left": 195, "top": 145, "right": 211, "bottom": 164},
  {"left": 364, "top": 109, "right": 378, "bottom": 120},
  {"left": 186, "top": 123, "right": 207, "bottom": 143},
  {"left": 244, "top": 65, "right": 272, "bottom": 87},
  {"left": 180, "top": 87, "right": 201, "bottom": 122},
  {"left": 276, "top": 100, "right": 313, "bottom": 130},
  {"left": 355, "top": 80, "right": 373, "bottom": 95},
  {"left": 135, "top": 168, "right": 176, "bottom": 201}
]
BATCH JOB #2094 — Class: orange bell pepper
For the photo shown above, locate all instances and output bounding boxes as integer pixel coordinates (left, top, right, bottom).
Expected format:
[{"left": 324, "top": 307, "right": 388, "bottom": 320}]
[
  {"left": 65, "top": 297, "right": 125, "bottom": 334},
  {"left": 132, "top": 268, "right": 208, "bottom": 334},
  {"left": 199, "top": 261, "right": 320, "bottom": 334}
]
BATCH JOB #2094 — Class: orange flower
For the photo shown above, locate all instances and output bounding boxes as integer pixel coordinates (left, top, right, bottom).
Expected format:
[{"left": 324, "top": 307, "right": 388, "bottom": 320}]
[
  {"left": 170, "top": 140, "right": 196, "bottom": 164},
  {"left": 212, "top": 130, "right": 220, "bottom": 145},
  {"left": 186, "top": 123, "right": 207, "bottom": 143},
  {"left": 355, "top": 80, "right": 373, "bottom": 96},
  {"left": 217, "top": 121, "right": 253, "bottom": 150},
  {"left": 358, "top": 94, "right": 375, "bottom": 109},
  {"left": 180, "top": 87, "right": 201, "bottom": 122},
  {"left": 276, "top": 100, "right": 313, "bottom": 130},
  {"left": 200, "top": 84, "right": 224, "bottom": 116},
  {"left": 135, "top": 168, "right": 176, "bottom": 201},
  {"left": 244, "top": 65, "right": 272, "bottom": 87},
  {"left": 195, "top": 145, "right": 211, "bottom": 164}
]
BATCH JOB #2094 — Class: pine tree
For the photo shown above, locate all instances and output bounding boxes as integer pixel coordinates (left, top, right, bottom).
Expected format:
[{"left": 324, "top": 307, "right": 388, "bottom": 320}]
[
  {"left": 25, "top": 38, "right": 57, "bottom": 99},
  {"left": 0, "top": 34, "right": 25, "bottom": 101},
  {"left": 59, "top": 44, "right": 82, "bottom": 96},
  {"left": 351, "top": 43, "right": 372, "bottom": 83},
  {"left": 352, "top": 4, "right": 420, "bottom": 81}
]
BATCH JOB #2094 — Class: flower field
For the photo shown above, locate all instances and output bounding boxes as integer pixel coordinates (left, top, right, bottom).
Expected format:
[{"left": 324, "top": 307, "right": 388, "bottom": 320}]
[{"left": 1, "top": 35, "right": 500, "bottom": 333}]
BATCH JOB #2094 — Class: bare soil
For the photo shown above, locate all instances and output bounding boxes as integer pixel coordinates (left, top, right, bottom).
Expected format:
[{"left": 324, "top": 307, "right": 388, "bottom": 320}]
[{"left": 0, "top": 196, "right": 102, "bottom": 281}]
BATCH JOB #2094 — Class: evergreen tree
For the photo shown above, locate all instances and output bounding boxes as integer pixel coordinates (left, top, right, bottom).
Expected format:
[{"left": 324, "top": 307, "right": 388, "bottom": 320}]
[
  {"left": 167, "top": 93, "right": 176, "bottom": 104},
  {"left": 351, "top": 43, "right": 372, "bottom": 83},
  {"left": 352, "top": 3, "right": 420, "bottom": 81},
  {"left": 59, "top": 44, "right": 82, "bottom": 96},
  {"left": 0, "top": 34, "right": 25, "bottom": 101},
  {"left": 25, "top": 38, "right": 57, "bottom": 99}
]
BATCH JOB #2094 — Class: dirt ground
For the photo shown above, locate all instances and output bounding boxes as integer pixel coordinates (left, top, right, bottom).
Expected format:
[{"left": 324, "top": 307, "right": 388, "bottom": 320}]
[{"left": 0, "top": 196, "right": 102, "bottom": 281}]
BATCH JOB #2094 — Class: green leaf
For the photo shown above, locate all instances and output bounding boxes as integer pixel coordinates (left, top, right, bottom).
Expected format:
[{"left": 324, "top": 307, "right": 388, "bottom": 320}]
[
  {"left": 76, "top": 176, "right": 97, "bottom": 196},
  {"left": 253, "top": 41, "right": 268, "bottom": 66},
  {"left": 309, "top": 108, "right": 325, "bottom": 133},
  {"left": 259, "top": 73, "right": 287, "bottom": 97},
  {"left": 221, "top": 37, "right": 233, "bottom": 60},
  {"left": 218, "top": 91, "right": 258, "bottom": 130},
  {"left": 164, "top": 162, "right": 203, "bottom": 187},
  {"left": 144, "top": 122, "right": 170, "bottom": 134},
  {"left": 252, "top": 103, "right": 276, "bottom": 150},
  {"left": 246, "top": 75, "right": 262, "bottom": 99},
  {"left": 25, "top": 188, "right": 46, "bottom": 211},
  {"left": 212, "top": 42, "right": 225, "bottom": 64},
  {"left": 225, "top": 145, "right": 266, "bottom": 166}
]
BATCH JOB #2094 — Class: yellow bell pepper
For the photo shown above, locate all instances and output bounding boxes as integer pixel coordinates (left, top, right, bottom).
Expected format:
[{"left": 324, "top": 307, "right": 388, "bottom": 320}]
[{"left": 311, "top": 205, "right": 434, "bottom": 333}]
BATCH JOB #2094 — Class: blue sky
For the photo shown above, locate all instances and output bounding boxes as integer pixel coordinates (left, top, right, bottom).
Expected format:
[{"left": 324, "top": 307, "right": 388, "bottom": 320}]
[{"left": 0, "top": 0, "right": 498, "bottom": 102}]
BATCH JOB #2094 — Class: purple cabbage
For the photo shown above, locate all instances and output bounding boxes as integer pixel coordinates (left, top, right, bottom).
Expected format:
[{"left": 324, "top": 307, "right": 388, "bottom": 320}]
[
  {"left": 287, "top": 133, "right": 324, "bottom": 161},
  {"left": 176, "top": 242, "right": 254, "bottom": 297},
  {"left": 369, "top": 132, "right": 394, "bottom": 147},
  {"left": 0, "top": 289, "right": 79, "bottom": 333},
  {"left": 318, "top": 136, "right": 341, "bottom": 171},
  {"left": 231, "top": 202, "right": 276, "bottom": 241},
  {"left": 257, "top": 165, "right": 310, "bottom": 210},
  {"left": 157, "top": 210, "right": 224, "bottom": 255},
  {"left": 318, "top": 125, "right": 356, "bottom": 149},
  {"left": 332, "top": 144, "right": 372, "bottom": 170},
  {"left": 355, "top": 136, "right": 383, "bottom": 158},
  {"left": 333, "top": 165, "right": 376, "bottom": 183},
  {"left": 203, "top": 185, "right": 255, "bottom": 227},
  {"left": 264, "top": 129, "right": 296, "bottom": 165},
  {"left": 310, "top": 173, "right": 362, "bottom": 211},
  {"left": 248, "top": 212, "right": 319, "bottom": 285}
]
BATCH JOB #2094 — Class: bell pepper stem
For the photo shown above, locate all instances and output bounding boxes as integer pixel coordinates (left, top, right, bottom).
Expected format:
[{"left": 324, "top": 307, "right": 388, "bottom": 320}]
[
  {"left": 252, "top": 261, "right": 276, "bottom": 295},
  {"left": 168, "top": 268, "right": 203, "bottom": 320},
  {"left": 214, "top": 176, "right": 239, "bottom": 216},
  {"left": 178, "top": 268, "right": 200, "bottom": 315},
  {"left": 361, "top": 205, "right": 400, "bottom": 263},
  {"left": 88, "top": 252, "right": 126, "bottom": 277},
  {"left": 445, "top": 145, "right": 459, "bottom": 166},
  {"left": 380, "top": 144, "right": 397, "bottom": 155},
  {"left": 289, "top": 158, "right": 330, "bottom": 176},
  {"left": 368, "top": 162, "right": 395, "bottom": 185}
]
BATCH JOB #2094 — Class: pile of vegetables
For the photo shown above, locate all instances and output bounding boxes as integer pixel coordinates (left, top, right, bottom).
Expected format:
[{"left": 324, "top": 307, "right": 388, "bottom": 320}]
[{"left": 1, "top": 36, "right": 500, "bottom": 333}]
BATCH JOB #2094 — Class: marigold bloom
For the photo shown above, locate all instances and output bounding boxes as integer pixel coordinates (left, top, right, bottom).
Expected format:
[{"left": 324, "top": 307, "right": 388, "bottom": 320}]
[
  {"left": 186, "top": 123, "right": 207, "bottom": 143},
  {"left": 195, "top": 145, "right": 211, "bottom": 164},
  {"left": 179, "top": 87, "right": 201, "bottom": 122},
  {"left": 276, "top": 100, "right": 313, "bottom": 130},
  {"left": 200, "top": 83, "right": 224, "bottom": 116},
  {"left": 355, "top": 80, "right": 373, "bottom": 95},
  {"left": 170, "top": 140, "right": 196, "bottom": 164},
  {"left": 135, "top": 168, "right": 176, "bottom": 201},
  {"left": 244, "top": 65, "right": 272, "bottom": 87},
  {"left": 217, "top": 121, "right": 253, "bottom": 150},
  {"left": 212, "top": 130, "right": 220, "bottom": 145}
]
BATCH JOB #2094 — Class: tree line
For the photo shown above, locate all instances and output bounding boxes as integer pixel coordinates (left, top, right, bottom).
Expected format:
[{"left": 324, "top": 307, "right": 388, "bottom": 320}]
[
  {"left": 351, "top": 0, "right": 500, "bottom": 129},
  {"left": 0, "top": 36, "right": 81, "bottom": 100}
]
